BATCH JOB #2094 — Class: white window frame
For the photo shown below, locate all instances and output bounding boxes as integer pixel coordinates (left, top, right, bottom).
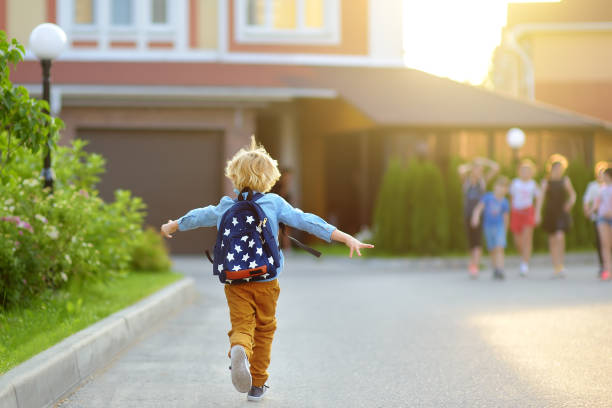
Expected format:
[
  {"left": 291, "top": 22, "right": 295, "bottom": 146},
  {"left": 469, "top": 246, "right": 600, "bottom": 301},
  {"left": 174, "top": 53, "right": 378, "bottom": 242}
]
[
  {"left": 235, "top": 0, "right": 341, "bottom": 45},
  {"left": 58, "top": 0, "right": 187, "bottom": 52}
]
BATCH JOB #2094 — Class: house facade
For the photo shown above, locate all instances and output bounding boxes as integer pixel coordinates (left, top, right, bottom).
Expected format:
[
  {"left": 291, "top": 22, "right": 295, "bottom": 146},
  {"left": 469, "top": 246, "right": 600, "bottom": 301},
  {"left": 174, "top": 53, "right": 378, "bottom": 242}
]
[
  {"left": 492, "top": 0, "right": 612, "bottom": 160},
  {"left": 2, "top": 0, "right": 611, "bottom": 252}
]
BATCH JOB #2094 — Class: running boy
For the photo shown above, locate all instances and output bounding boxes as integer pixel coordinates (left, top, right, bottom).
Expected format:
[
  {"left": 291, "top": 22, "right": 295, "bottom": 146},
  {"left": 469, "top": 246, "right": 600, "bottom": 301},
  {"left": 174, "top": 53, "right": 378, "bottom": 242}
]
[
  {"left": 594, "top": 167, "right": 612, "bottom": 281},
  {"left": 471, "top": 176, "right": 510, "bottom": 280},
  {"left": 509, "top": 159, "right": 542, "bottom": 277},
  {"left": 160, "top": 137, "right": 373, "bottom": 401}
]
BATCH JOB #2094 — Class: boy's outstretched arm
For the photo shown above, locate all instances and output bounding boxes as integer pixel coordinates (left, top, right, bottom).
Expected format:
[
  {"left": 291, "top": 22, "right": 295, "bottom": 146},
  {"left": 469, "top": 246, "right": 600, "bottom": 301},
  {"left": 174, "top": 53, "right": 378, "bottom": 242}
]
[{"left": 331, "top": 229, "right": 374, "bottom": 258}]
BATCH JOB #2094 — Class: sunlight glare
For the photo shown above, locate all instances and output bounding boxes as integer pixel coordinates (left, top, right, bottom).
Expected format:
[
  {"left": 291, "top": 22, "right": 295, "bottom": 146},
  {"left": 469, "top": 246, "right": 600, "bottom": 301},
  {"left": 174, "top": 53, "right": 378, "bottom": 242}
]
[{"left": 403, "top": 0, "right": 561, "bottom": 84}]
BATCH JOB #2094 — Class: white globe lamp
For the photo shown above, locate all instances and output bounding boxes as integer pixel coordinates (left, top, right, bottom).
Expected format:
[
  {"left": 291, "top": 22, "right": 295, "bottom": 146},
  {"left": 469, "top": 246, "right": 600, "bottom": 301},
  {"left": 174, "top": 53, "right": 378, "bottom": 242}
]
[
  {"left": 506, "top": 127, "right": 526, "bottom": 149},
  {"left": 506, "top": 127, "right": 526, "bottom": 168},
  {"left": 29, "top": 23, "right": 67, "bottom": 60}
]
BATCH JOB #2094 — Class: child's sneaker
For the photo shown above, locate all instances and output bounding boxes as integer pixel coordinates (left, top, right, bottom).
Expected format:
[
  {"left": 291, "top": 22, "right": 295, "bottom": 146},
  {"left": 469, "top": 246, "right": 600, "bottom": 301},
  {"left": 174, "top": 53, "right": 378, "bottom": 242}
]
[
  {"left": 519, "top": 262, "right": 529, "bottom": 277},
  {"left": 601, "top": 270, "right": 610, "bottom": 281},
  {"left": 230, "top": 345, "right": 252, "bottom": 393},
  {"left": 247, "top": 384, "right": 269, "bottom": 402}
]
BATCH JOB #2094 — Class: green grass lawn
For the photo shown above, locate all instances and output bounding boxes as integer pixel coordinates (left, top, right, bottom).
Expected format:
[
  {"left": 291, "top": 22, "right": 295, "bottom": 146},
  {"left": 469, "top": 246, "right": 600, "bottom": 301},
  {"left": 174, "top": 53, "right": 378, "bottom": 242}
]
[{"left": 0, "top": 271, "right": 182, "bottom": 375}]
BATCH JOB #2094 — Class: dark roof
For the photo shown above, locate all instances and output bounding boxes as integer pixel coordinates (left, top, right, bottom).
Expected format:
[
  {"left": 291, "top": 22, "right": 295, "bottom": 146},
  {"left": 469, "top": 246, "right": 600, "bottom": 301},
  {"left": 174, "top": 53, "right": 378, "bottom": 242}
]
[
  {"left": 14, "top": 60, "right": 611, "bottom": 129},
  {"left": 301, "top": 66, "right": 612, "bottom": 129}
]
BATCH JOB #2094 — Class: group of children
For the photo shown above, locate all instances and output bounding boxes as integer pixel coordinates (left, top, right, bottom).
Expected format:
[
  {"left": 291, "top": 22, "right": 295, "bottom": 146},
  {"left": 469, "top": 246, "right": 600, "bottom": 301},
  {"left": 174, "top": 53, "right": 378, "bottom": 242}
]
[{"left": 460, "top": 155, "right": 612, "bottom": 280}]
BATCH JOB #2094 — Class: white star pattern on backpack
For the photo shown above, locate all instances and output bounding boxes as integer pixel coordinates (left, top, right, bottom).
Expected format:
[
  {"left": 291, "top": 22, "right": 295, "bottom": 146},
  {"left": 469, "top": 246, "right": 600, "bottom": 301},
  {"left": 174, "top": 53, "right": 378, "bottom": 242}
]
[
  {"left": 232, "top": 217, "right": 238, "bottom": 226},
  {"left": 227, "top": 253, "right": 234, "bottom": 261},
  {"left": 241, "top": 235, "right": 248, "bottom": 242},
  {"left": 268, "top": 256, "right": 274, "bottom": 265},
  {"left": 246, "top": 215, "right": 254, "bottom": 224},
  {"left": 232, "top": 265, "right": 241, "bottom": 271},
  {"left": 249, "top": 261, "right": 257, "bottom": 268},
  {"left": 218, "top": 264, "right": 223, "bottom": 272},
  {"left": 235, "top": 245, "right": 242, "bottom": 253},
  {"left": 224, "top": 229, "right": 230, "bottom": 236},
  {"left": 242, "top": 254, "right": 249, "bottom": 262},
  {"left": 248, "top": 239, "right": 255, "bottom": 248},
  {"left": 256, "top": 247, "right": 263, "bottom": 256}
]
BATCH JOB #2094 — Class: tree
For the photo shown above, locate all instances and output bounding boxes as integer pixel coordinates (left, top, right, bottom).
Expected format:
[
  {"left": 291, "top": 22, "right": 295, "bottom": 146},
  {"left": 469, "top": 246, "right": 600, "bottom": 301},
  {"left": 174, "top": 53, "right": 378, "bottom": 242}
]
[{"left": 0, "top": 30, "right": 63, "bottom": 180}]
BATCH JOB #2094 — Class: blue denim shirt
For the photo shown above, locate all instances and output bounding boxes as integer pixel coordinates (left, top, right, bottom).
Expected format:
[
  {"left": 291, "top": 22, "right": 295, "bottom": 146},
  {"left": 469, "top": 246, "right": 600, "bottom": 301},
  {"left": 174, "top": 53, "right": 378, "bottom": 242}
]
[{"left": 177, "top": 192, "right": 337, "bottom": 281}]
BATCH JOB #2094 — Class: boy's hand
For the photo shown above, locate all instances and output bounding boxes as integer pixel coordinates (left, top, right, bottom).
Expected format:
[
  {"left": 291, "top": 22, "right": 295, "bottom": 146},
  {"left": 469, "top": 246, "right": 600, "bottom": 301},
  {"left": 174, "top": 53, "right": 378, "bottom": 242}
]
[
  {"left": 161, "top": 220, "right": 178, "bottom": 238},
  {"left": 331, "top": 229, "right": 374, "bottom": 258},
  {"left": 346, "top": 236, "right": 375, "bottom": 258}
]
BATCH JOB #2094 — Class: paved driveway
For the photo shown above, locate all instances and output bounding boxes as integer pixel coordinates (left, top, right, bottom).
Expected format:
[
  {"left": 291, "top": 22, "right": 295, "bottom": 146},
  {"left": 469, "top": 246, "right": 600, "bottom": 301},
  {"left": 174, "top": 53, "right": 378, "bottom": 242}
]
[{"left": 57, "top": 255, "right": 612, "bottom": 407}]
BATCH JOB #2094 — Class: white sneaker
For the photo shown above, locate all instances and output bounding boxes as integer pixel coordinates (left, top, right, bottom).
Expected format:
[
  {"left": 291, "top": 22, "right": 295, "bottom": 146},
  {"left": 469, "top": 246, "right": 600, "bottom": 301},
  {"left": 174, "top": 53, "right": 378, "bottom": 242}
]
[
  {"left": 230, "top": 345, "right": 252, "bottom": 393},
  {"left": 519, "top": 262, "right": 529, "bottom": 277}
]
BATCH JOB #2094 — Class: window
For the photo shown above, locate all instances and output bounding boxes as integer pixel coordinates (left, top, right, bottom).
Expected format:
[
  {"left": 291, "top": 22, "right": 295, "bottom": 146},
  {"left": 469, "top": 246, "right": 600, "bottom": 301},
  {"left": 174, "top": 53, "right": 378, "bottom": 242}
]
[
  {"left": 151, "top": 0, "right": 168, "bottom": 24},
  {"left": 62, "top": 0, "right": 186, "bottom": 52},
  {"left": 111, "top": 0, "right": 133, "bottom": 26},
  {"left": 74, "top": 0, "right": 96, "bottom": 25},
  {"left": 237, "top": 0, "right": 340, "bottom": 45}
]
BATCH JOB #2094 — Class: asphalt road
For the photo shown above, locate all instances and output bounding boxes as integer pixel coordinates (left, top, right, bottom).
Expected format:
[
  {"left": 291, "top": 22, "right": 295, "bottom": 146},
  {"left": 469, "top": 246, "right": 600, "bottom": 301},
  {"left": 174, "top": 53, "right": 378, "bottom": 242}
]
[{"left": 57, "top": 255, "right": 612, "bottom": 408}]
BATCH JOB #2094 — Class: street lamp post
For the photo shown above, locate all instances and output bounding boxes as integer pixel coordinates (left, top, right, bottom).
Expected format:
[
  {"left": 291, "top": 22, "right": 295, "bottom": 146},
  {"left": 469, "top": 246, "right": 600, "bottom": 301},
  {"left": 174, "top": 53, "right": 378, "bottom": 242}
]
[
  {"left": 506, "top": 127, "right": 526, "bottom": 170},
  {"left": 29, "top": 23, "right": 67, "bottom": 192}
]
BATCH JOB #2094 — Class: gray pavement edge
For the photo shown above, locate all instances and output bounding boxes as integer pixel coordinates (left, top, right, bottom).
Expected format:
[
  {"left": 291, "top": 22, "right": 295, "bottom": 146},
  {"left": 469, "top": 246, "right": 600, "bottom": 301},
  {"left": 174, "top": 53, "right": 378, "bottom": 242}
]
[{"left": 0, "top": 277, "right": 197, "bottom": 408}]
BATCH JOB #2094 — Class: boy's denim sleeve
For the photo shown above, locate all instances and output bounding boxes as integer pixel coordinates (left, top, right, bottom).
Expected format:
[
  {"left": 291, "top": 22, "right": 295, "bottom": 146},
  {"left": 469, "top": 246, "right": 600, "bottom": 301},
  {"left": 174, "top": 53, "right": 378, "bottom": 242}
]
[
  {"left": 177, "top": 197, "right": 232, "bottom": 231},
  {"left": 275, "top": 195, "right": 336, "bottom": 242}
]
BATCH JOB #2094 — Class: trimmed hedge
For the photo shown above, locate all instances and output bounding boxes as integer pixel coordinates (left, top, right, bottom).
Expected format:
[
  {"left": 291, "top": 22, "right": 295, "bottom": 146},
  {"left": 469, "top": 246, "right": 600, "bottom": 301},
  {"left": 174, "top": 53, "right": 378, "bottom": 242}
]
[{"left": 372, "top": 157, "right": 595, "bottom": 255}]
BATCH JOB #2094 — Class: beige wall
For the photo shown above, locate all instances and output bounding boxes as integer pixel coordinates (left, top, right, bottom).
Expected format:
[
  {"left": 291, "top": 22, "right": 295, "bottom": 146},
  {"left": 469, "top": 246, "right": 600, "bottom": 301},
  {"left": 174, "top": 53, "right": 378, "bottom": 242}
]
[
  {"left": 532, "top": 32, "right": 612, "bottom": 82},
  {"left": 7, "top": 0, "right": 46, "bottom": 45},
  {"left": 196, "top": 0, "right": 218, "bottom": 49},
  {"left": 594, "top": 132, "right": 612, "bottom": 162}
]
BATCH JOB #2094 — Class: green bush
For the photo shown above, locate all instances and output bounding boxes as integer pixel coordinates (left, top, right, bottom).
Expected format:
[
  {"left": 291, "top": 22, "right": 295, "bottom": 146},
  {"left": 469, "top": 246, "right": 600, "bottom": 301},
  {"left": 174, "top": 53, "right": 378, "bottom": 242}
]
[
  {"left": 410, "top": 161, "right": 449, "bottom": 255},
  {"left": 129, "top": 228, "right": 172, "bottom": 272},
  {"left": 0, "top": 32, "right": 170, "bottom": 309},
  {"left": 445, "top": 158, "right": 466, "bottom": 252},
  {"left": 373, "top": 159, "right": 449, "bottom": 255},
  {"left": 372, "top": 158, "right": 403, "bottom": 253},
  {"left": 566, "top": 160, "right": 593, "bottom": 250}
]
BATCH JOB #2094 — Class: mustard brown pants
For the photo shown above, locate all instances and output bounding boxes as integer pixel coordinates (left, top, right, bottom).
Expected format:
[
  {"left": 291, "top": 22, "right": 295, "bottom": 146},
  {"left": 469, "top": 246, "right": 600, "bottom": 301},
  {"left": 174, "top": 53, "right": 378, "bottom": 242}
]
[{"left": 224, "top": 279, "right": 280, "bottom": 387}]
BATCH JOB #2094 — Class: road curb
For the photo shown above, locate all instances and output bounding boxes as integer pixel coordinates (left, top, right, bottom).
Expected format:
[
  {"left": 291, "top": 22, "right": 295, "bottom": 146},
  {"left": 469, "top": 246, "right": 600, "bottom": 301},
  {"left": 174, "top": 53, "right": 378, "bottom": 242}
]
[{"left": 0, "top": 277, "right": 196, "bottom": 408}]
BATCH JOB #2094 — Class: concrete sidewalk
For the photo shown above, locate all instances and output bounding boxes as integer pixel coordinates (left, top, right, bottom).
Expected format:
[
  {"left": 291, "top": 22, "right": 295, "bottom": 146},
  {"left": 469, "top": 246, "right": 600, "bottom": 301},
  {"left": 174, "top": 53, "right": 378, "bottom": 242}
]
[{"left": 0, "top": 278, "right": 196, "bottom": 408}]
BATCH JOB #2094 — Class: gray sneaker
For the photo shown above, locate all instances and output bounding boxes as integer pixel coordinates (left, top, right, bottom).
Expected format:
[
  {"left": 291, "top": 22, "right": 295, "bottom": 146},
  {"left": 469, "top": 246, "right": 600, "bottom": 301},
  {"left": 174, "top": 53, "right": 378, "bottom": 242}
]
[
  {"left": 247, "top": 385, "right": 269, "bottom": 402},
  {"left": 230, "top": 345, "right": 252, "bottom": 393}
]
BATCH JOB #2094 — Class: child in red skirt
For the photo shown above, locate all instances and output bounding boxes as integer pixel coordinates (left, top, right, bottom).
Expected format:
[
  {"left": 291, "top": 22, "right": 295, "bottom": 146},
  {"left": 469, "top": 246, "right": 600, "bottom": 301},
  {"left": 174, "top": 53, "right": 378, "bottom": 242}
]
[{"left": 509, "top": 159, "right": 542, "bottom": 277}]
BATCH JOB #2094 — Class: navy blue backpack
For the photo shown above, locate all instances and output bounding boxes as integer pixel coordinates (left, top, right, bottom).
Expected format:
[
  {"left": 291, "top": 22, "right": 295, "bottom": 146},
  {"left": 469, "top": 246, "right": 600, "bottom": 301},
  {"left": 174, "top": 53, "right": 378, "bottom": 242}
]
[{"left": 206, "top": 187, "right": 321, "bottom": 284}]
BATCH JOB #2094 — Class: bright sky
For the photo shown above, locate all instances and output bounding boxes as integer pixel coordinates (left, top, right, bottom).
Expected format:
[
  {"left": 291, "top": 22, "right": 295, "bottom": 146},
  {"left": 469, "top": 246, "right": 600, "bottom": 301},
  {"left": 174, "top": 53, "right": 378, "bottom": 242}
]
[{"left": 403, "top": 0, "right": 561, "bottom": 85}]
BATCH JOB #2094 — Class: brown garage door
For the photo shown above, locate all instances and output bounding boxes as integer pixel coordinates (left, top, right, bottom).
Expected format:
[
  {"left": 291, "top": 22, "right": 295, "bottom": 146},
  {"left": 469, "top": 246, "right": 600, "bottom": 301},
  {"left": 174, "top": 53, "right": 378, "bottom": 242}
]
[{"left": 80, "top": 128, "right": 223, "bottom": 254}]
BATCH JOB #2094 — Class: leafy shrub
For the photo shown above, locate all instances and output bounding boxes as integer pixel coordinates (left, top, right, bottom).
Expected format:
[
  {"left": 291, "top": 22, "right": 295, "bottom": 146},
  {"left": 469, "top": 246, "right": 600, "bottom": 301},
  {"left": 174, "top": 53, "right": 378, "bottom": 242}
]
[
  {"left": 410, "top": 161, "right": 449, "bottom": 255},
  {"left": 129, "top": 228, "right": 172, "bottom": 272},
  {"left": 372, "top": 158, "right": 403, "bottom": 253},
  {"left": 0, "top": 32, "right": 170, "bottom": 309},
  {"left": 445, "top": 158, "right": 467, "bottom": 252}
]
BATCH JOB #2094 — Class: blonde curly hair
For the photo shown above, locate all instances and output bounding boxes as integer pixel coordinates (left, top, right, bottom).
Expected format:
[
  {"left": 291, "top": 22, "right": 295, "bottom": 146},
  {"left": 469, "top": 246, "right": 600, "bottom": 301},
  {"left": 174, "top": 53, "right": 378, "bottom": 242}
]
[{"left": 225, "top": 136, "right": 281, "bottom": 193}]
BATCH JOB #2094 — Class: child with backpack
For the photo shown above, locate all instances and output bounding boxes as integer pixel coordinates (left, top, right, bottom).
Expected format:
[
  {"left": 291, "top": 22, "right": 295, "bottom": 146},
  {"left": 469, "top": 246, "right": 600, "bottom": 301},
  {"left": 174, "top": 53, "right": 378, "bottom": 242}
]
[
  {"left": 471, "top": 176, "right": 510, "bottom": 280},
  {"left": 160, "top": 137, "right": 373, "bottom": 401}
]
